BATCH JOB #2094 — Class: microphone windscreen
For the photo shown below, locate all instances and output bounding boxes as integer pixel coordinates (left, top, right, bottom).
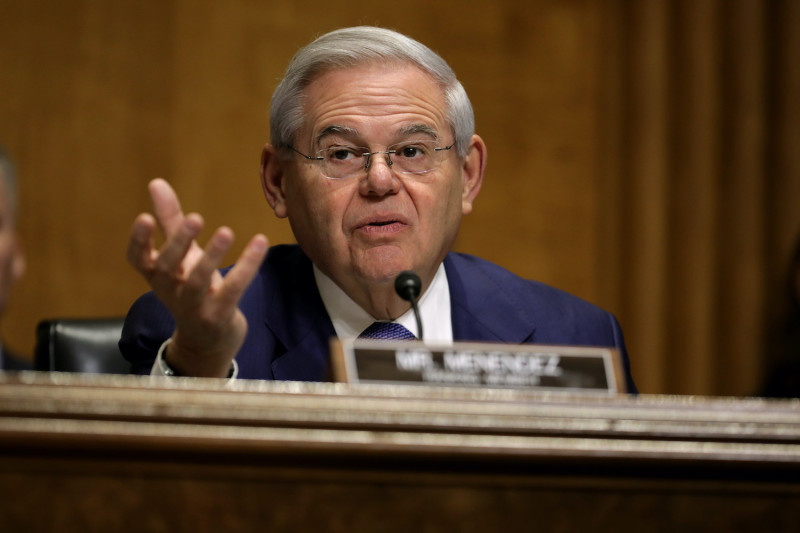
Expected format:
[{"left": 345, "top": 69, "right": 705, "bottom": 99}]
[{"left": 394, "top": 271, "right": 421, "bottom": 301}]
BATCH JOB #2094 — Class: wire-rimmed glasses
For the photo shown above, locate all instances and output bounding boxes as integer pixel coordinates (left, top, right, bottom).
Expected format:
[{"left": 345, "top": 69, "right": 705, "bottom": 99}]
[{"left": 288, "top": 140, "right": 454, "bottom": 179}]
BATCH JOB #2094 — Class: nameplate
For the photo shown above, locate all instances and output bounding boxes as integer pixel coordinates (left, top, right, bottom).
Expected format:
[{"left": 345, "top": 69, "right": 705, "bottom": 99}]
[{"left": 331, "top": 340, "right": 626, "bottom": 395}]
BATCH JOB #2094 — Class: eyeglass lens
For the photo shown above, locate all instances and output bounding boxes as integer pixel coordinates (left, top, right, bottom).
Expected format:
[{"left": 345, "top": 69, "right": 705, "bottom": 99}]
[{"left": 319, "top": 140, "right": 446, "bottom": 179}]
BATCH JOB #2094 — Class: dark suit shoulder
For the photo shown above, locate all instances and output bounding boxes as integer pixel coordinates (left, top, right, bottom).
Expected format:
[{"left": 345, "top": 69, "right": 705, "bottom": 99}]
[
  {"left": 445, "top": 252, "right": 613, "bottom": 324},
  {"left": 445, "top": 252, "right": 636, "bottom": 392}
]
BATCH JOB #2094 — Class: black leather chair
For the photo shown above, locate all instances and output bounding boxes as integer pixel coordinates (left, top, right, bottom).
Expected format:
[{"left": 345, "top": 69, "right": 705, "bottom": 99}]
[{"left": 34, "top": 318, "right": 130, "bottom": 374}]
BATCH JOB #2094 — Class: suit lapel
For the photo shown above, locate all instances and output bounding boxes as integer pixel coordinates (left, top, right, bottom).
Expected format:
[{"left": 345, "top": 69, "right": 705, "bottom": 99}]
[
  {"left": 445, "top": 253, "right": 537, "bottom": 344},
  {"left": 261, "top": 246, "right": 336, "bottom": 381}
]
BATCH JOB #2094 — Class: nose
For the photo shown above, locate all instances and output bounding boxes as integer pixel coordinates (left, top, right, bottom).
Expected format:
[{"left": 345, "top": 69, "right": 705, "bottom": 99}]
[
  {"left": 363, "top": 149, "right": 393, "bottom": 172},
  {"left": 360, "top": 152, "right": 400, "bottom": 196}
]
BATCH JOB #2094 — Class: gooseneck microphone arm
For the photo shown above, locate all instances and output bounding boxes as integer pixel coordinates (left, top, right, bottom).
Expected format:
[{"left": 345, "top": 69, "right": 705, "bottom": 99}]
[{"left": 394, "top": 271, "right": 423, "bottom": 341}]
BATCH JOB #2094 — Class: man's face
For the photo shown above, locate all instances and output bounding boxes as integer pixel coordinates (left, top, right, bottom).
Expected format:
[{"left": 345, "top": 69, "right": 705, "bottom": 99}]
[
  {"left": 0, "top": 177, "right": 23, "bottom": 317},
  {"left": 265, "top": 63, "right": 484, "bottom": 298}
]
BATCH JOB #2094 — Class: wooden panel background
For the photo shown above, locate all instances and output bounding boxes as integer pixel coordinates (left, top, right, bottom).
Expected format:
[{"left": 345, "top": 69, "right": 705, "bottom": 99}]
[{"left": 0, "top": 0, "right": 797, "bottom": 396}]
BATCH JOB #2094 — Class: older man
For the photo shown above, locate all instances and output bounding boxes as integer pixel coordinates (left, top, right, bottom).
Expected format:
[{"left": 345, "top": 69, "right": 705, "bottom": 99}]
[
  {"left": 0, "top": 145, "right": 28, "bottom": 371},
  {"left": 120, "top": 26, "right": 636, "bottom": 392}
]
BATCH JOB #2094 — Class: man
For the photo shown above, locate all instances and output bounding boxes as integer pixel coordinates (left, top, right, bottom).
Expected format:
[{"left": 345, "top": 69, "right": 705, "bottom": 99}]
[
  {"left": 121, "top": 26, "right": 636, "bottom": 392},
  {"left": 0, "top": 145, "right": 29, "bottom": 371}
]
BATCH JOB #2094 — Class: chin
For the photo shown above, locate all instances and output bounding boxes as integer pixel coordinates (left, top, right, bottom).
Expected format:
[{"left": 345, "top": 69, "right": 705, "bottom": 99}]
[
  {"left": 357, "top": 264, "right": 407, "bottom": 285},
  {"left": 354, "top": 248, "right": 411, "bottom": 284}
]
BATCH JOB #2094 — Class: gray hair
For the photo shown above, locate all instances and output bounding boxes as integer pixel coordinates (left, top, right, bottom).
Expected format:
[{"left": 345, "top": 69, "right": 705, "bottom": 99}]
[
  {"left": 270, "top": 26, "right": 474, "bottom": 157},
  {"left": 0, "top": 144, "right": 18, "bottom": 221}
]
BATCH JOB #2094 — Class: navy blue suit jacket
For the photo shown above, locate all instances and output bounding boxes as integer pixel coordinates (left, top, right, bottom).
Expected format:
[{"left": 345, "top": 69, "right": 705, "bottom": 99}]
[{"left": 120, "top": 244, "right": 636, "bottom": 392}]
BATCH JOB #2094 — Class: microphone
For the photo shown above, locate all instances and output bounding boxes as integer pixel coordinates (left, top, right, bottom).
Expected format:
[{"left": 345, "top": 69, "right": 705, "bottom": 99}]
[{"left": 394, "top": 271, "right": 423, "bottom": 341}]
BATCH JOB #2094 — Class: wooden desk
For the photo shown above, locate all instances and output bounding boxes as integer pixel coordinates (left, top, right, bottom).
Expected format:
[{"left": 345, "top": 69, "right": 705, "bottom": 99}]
[{"left": 0, "top": 372, "right": 798, "bottom": 531}]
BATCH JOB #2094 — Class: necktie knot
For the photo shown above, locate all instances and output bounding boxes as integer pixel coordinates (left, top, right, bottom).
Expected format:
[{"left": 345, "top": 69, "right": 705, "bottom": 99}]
[{"left": 359, "top": 322, "right": 416, "bottom": 341}]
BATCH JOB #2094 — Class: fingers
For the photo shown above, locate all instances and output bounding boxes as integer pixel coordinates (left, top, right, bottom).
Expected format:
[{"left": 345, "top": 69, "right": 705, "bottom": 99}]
[
  {"left": 127, "top": 213, "right": 157, "bottom": 274},
  {"left": 151, "top": 213, "right": 204, "bottom": 285},
  {"left": 182, "top": 226, "right": 236, "bottom": 308},
  {"left": 153, "top": 223, "right": 267, "bottom": 318},
  {"left": 149, "top": 178, "right": 185, "bottom": 235},
  {"left": 214, "top": 234, "right": 269, "bottom": 308},
  {"left": 131, "top": 178, "right": 268, "bottom": 333}
]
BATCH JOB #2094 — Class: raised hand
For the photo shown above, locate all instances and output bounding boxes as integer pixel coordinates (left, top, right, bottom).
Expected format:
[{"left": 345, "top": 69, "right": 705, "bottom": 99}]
[{"left": 126, "top": 178, "right": 268, "bottom": 377}]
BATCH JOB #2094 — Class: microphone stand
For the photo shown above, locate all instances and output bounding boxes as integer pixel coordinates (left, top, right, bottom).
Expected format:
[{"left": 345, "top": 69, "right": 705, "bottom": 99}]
[{"left": 394, "top": 271, "right": 424, "bottom": 341}]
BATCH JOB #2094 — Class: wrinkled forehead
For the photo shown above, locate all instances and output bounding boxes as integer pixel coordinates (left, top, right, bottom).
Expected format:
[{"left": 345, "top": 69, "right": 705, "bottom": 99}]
[{"left": 297, "top": 63, "right": 450, "bottom": 145}]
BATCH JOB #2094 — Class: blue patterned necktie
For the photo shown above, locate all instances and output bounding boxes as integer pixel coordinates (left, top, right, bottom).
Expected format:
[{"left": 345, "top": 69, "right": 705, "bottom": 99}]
[{"left": 359, "top": 322, "right": 416, "bottom": 341}]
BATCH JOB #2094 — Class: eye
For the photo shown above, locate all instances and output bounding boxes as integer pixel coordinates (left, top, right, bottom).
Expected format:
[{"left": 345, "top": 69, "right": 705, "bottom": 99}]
[
  {"left": 323, "top": 146, "right": 362, "bottom": 162},
  {"left": 396, "top": 142, "right": 431, "bottom": 159},
  {"left": 400, "top": 146, "right": 420, "bottom": 158}
]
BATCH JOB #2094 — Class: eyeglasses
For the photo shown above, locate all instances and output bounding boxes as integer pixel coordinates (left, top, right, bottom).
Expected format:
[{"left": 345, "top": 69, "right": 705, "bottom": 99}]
[{"left": 288, "top": 140, "right": 455, "bottom": 180}]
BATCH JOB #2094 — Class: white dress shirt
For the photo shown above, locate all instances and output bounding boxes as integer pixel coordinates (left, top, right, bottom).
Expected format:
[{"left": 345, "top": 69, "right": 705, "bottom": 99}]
[{"left": 314, "top": 262, "right": 453, "bottom": 343}]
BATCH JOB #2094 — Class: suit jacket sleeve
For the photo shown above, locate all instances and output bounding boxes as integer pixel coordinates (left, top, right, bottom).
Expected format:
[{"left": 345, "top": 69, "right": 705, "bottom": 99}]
[{"left": 119, "top": 291, "right": 175, "bottom": 375}]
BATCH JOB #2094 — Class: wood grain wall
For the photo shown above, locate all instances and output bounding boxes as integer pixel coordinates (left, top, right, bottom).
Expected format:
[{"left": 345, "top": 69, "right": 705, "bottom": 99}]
[
  {"left": 597, "top": 0, "right": 800, "bottom": 396},
  {"left": 0, "top": 0, "right": 797, "bottom": 396}
]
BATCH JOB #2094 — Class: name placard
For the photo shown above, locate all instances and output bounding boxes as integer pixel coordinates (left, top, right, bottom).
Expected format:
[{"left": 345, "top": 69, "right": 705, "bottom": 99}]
[{"left": 331, "top": 340, "right": 626, "bottom": 395}]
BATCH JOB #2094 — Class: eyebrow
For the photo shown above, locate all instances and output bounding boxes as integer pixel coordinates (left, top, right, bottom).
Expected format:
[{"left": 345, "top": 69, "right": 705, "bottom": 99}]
[
  {"left": 397, "top": 124, "right": 440, "bottom": 140},
  {"left": 314, "top": 125, "right": 360, "bottom": 147}
]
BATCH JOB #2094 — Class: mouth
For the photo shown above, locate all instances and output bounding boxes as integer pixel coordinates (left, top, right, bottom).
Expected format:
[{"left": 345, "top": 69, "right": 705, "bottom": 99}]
[{"left": 356, "top": 215, "right": 409, "bottom": 235}]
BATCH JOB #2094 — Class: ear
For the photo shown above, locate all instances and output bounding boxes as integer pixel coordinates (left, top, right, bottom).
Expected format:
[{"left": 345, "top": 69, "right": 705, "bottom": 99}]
[
  {"left": 460, "top": 134, "right": 487, "bottom": 215},
  {"left": 260, "top": 143, "right": 289, "bottom": 219},
  {"left": 11, "top": 236, "right": 25, "bottom": 281}
]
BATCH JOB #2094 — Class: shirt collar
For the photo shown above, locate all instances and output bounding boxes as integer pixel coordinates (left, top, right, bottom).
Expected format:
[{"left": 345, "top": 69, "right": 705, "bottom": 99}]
[{"left": 313, "top": 263, "right": 453, "bottom": 343}]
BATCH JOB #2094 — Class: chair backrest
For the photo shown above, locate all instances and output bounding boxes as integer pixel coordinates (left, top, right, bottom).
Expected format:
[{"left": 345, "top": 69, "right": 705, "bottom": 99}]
[{"left": 34, "top": 318, "right": 130, "bottom": 374}]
